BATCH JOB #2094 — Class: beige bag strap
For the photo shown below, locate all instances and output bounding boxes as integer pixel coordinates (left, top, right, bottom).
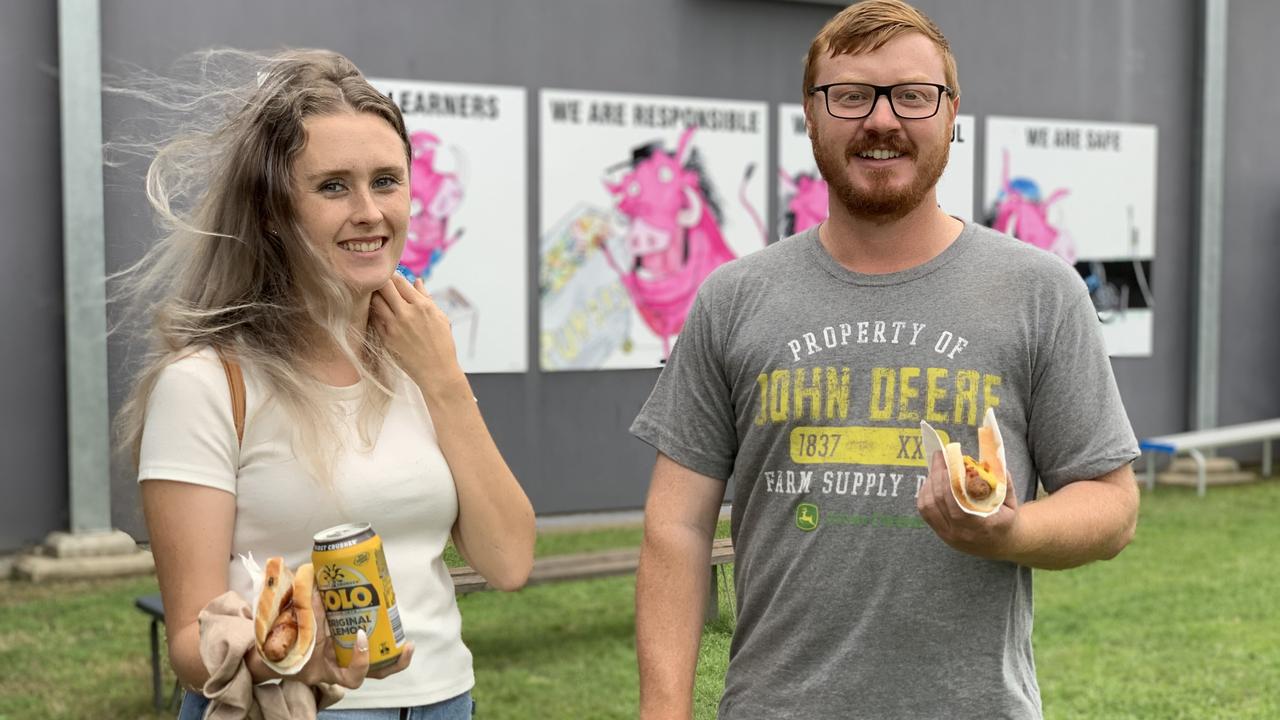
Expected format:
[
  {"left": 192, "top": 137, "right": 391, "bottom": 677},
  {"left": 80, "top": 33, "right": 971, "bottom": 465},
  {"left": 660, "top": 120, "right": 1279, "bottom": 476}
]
[{"left": 217, "top": 353, "right": 246, "bottom": 448}]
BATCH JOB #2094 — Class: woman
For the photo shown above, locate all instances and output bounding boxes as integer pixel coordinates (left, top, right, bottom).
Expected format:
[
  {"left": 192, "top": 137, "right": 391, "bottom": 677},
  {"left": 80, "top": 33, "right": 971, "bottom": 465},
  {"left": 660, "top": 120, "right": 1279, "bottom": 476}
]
[{"left": 116, "top": 49, "right": 536, "bottom": 719}]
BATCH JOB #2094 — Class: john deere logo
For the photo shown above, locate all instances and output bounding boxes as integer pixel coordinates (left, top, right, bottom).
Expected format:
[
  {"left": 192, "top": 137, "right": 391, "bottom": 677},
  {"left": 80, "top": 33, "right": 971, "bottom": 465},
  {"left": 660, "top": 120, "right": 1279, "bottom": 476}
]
[{"left": 795, "top": 503, "right": 819, "bottom": 531}]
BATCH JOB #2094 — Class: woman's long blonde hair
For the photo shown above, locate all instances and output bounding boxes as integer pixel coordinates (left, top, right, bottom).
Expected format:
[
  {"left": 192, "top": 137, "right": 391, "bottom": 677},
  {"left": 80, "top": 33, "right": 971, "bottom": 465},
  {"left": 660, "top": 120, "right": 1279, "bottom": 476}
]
[{"left": 113, "top": 48, "right": 411, "bottom": 485}]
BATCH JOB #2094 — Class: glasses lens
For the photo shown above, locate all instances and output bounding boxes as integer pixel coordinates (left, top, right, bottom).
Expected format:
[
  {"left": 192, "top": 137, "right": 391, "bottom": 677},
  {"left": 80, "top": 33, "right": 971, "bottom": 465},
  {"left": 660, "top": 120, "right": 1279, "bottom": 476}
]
[
  {"left": 890, "top": 84, "right": 941, "bottom": 119},
  {"left": 826, "top": 84, "right": 875, "bottom": 118}
]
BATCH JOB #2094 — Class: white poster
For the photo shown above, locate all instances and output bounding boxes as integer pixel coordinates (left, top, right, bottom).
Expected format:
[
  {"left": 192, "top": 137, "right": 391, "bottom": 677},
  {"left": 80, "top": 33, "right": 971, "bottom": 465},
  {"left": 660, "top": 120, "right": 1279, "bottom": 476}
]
[
  {"left": 373, "top": 78, "right": 528, "bottom": 373},
  {"left": 776, "top": 103, "right": 975, "bottom": 237},
  {"left": 540, "top": 90, "right": 769, "bottom": 370},
  {"left": 983, "top": 116, "right": 1157, "bottom": 356}
]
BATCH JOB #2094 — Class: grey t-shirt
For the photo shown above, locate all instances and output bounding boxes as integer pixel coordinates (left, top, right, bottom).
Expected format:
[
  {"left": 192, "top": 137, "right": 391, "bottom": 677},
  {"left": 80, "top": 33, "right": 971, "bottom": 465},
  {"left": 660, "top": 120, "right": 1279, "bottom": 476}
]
[{"left": 631, "top": 222, "right": 1138, "bottom": 720}]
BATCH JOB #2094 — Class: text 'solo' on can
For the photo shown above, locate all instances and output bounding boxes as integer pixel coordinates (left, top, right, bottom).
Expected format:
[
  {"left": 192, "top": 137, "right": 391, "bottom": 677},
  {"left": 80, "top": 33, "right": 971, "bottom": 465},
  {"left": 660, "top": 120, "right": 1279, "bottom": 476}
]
[{"left": 312, "top": 523, "right": 406, "bottom": 669}]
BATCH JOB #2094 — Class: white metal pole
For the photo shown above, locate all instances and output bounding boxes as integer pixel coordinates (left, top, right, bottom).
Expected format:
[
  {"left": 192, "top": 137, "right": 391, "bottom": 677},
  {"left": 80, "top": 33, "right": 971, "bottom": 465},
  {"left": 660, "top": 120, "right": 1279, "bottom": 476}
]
[
  {"left": 1192, "top": 0, "right": 1227, "bottom": 432},
  {"left": 58, "top": 0, "right": 112, "bottom": 532}
]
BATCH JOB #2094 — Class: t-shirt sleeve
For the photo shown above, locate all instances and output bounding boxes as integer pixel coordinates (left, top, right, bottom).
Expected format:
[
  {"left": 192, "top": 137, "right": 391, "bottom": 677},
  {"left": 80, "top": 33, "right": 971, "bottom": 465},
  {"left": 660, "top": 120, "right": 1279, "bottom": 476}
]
[
  {"left": 1027, "top": 290, "right": 1140, "bottom": 491},
  {"left": 137, "top": 353, "right": 239, "bottom": 493},
  {"left": 629, "top": 282, "right": 737, "bottom": 481}
]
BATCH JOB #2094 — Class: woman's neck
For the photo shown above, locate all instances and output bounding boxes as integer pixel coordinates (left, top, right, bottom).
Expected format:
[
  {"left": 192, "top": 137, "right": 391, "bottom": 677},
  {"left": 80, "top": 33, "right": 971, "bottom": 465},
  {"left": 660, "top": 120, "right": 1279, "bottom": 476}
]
[
  {"left": 349, "top": 292, "right": 372, "bottom": 337},
  {"left": 307, "top": 293, "right": 373, "bottom": 387}
]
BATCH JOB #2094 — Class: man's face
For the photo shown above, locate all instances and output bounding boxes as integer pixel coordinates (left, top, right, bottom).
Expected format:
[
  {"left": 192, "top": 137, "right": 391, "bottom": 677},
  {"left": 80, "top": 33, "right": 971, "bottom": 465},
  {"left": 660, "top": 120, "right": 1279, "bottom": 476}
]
[{"left": 806, "top": 32, "right": 957, "bottom": 222}]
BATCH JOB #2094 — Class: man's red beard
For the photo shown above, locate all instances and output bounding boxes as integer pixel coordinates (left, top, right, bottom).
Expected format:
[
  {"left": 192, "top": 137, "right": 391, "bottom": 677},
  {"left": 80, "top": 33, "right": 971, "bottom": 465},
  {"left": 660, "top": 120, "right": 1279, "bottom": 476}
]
[{"left": 812, "top": 126, "right": 950, "bottom": 223}]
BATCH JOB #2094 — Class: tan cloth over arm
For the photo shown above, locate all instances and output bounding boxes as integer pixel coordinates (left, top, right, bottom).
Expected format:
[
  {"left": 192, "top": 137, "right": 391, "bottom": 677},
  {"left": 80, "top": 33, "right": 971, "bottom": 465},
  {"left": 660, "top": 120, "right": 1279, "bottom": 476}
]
[{"left": 197, "top": 591, "right": 344, "bottom": 720}]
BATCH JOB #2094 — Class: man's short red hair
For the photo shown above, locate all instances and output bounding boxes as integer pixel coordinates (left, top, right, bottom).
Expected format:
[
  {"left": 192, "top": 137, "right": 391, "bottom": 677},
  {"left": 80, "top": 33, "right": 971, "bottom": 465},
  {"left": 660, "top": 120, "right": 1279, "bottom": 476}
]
[{"left": 803, "top": 0, "right": 959, "bottom": 101}]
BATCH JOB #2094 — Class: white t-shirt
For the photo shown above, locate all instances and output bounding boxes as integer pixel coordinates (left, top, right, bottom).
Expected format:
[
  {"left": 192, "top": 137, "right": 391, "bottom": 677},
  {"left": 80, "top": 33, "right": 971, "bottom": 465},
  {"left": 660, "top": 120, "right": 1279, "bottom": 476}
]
[{"left": 138, "top": 346, "right": 474, "bottom": 708}]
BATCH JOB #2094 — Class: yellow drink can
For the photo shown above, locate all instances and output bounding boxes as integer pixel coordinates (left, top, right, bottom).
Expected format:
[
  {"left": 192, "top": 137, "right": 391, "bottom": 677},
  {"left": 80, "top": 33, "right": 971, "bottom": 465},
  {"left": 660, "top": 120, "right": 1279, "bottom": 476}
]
[{"left": 311, "top": 523, "right": 406, "bottom": 669}]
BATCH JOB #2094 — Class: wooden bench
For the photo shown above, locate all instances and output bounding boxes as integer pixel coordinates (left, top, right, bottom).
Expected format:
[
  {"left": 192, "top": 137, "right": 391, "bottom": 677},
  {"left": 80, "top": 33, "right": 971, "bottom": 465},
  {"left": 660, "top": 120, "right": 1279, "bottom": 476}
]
[
  {"left": 1139, "top": 418, "right": 1280, "bottom": 496},
  {"left": 451, "top": 537, "right": 736, "bottom": 620},
  {"left": 136, "top": 537, "right": 736, "bottom": 709}
]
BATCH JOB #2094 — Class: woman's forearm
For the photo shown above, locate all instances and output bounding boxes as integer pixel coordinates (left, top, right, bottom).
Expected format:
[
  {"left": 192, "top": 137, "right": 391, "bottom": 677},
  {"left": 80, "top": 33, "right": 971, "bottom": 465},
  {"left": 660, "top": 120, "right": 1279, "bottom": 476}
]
[{"left": 419, "top": 375, "right": 535, "bottom": 589}]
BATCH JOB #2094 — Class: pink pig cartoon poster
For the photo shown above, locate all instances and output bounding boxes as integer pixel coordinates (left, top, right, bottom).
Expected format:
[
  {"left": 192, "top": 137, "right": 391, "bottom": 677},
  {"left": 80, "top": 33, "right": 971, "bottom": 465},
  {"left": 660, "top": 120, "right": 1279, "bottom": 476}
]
[
  {"left": 983, "top": 116, "right": 1157, "bottom": 357},
  {"left": 540, "top": 90, "right": 768, "bottom": 371},
  {"left": 372, "top": 78, "right": 528, "bottom": 373},
  {"left": 775, "top": 103, "right": 974, "bottom": 238}
]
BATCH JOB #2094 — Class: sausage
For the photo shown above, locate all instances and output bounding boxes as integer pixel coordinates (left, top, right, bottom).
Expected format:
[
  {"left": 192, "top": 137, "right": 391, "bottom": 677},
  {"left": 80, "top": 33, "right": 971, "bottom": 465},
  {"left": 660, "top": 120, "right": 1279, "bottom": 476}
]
[
  {"left": 252, "top": 558, "right": 317, "bottom": 672},
  {"left": 262, "top": 608, "right": 299, "bottom": 662},
  {"left": 261, "top": 587, "right": 298, "bottom": 662},
  {"left": 964, "top": 461, "right": 993, "bottom": 500}
]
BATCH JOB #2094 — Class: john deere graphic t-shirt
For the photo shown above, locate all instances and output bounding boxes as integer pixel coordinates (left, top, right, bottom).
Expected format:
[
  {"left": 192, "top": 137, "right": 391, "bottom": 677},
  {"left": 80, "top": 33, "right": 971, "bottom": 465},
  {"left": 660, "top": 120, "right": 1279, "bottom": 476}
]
[{"left": 631, "top": 222, "right": 1138, "bottom": 720}]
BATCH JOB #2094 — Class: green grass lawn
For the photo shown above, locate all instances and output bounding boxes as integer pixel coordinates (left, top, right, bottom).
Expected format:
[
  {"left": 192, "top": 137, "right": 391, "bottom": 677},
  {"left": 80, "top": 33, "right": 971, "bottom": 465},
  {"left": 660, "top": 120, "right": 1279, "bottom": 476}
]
[
  {"left": 1032, "top": 481, "right": 1280, "bottom": 719},
  {"left": 1, "top": 482, "right": 1277, "bottom": 719}
]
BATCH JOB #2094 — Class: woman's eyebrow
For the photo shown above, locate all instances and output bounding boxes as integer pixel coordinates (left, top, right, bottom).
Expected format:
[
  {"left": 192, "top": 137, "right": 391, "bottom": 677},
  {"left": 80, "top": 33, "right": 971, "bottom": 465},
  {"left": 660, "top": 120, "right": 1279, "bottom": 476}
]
[{"left": 303, "top": 165, "right": 405, "bottom": 182}]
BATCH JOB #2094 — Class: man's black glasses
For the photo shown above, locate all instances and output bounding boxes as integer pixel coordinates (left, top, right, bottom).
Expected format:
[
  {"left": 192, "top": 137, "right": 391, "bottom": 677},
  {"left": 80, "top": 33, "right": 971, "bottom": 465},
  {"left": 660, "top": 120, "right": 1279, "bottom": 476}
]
[{"left": 808, "top": 82, "right": 954, "bottom": 120}]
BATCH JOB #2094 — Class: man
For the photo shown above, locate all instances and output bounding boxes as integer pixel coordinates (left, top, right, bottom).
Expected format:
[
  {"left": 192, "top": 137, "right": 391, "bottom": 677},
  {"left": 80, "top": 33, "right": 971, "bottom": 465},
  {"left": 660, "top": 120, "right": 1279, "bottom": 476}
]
[{"left": 630, "top": 1, "right": 1140, "bottom": 718}]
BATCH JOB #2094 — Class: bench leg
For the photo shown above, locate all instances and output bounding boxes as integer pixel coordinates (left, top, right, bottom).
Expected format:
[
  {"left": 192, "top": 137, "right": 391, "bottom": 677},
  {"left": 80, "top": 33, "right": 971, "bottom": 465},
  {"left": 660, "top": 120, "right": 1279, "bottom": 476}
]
[
  {"left": 1188, "top": 448, "right": 1207, "bottom": 497},
  {"left": 149, "top": 618, "right": 162, "bottom": 711},
  {"left": 1264, "top": 440, "right": 1273, "bottom": 478},
  {"left": 705, "top": 567, "right": 719, "bottom": 624},
  {"left": 1146, "top": 453, "right": 1156, "bottom": 491}
]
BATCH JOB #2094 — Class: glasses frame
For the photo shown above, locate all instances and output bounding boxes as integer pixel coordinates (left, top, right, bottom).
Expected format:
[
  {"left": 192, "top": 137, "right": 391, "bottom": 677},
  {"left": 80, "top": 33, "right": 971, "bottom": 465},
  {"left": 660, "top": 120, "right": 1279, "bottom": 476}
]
[{"left": 807, "top": 82, "right": 954, "bottom": 120}]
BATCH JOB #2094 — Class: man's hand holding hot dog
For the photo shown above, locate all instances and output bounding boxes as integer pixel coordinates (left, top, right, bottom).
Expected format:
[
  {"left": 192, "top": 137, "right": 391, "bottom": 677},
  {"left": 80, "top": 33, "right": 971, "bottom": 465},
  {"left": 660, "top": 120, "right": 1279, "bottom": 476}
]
[
  {"left": 918, "top": 447, "right": 1140, "bottom": 571},
  {"left": 917, "top": 450, "right": 1024, "bottom": 561}
]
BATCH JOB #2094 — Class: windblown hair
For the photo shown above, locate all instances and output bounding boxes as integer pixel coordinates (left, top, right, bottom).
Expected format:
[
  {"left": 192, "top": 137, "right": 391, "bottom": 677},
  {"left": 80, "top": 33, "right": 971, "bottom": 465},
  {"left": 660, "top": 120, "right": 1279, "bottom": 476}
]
[
  {"left": 802, "top": 0, "right": 960, "bottom": 101},
  {"left": 112, "top": 48, "right": 411, "bottom": 485}
]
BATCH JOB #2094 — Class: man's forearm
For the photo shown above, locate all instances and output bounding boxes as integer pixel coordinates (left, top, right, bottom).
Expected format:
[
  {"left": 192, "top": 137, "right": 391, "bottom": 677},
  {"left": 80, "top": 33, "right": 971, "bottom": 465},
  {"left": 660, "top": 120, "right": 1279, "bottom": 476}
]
[
  {"left": 1005, "top": 468, "right": 1139, "bottom": 570},
  {"left": 636, "top": 527, "right": 712, "bottom": 720}
]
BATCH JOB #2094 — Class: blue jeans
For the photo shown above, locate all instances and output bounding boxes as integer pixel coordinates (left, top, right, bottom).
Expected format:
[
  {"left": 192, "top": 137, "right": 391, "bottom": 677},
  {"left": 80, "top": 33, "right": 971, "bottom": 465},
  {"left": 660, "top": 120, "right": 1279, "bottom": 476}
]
[{"left": 177, "top": 689, "right": 474, "bottom": 719}]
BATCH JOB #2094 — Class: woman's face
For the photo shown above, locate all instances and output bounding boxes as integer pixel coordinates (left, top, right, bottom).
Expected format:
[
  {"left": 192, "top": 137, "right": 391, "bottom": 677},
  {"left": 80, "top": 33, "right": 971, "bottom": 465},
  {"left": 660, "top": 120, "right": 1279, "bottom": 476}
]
[{"left": 291, "top": 111, "right": 409, "bottom": 299}]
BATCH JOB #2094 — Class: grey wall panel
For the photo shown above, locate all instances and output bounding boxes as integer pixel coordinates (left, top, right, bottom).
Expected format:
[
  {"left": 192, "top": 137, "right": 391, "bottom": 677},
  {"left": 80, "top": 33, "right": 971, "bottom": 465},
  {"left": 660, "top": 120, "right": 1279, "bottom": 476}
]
[
  {"left": 1220, "top": 0, "right": 1280, "bottom": 437},
  {"left": 98, "top": 0, "right": 1201, "bottom": 541},
  {"left": 925, "top": 0, "right": 1198, "bottom": 442},
  {"left": 0, "top": 3, "right": 67, "bottom": 552}
]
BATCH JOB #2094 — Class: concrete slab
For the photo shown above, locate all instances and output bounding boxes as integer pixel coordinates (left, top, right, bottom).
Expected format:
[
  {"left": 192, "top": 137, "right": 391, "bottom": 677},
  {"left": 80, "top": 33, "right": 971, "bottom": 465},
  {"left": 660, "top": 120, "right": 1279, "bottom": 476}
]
[
  {"left": 44, "top": 529, "right": 140, "bottom": 558},
  {"left": 13, "top": 549, "right": 154, "bottom": 582},
  {"left": 1168, "top": 456, "right": 1241, "bottom": 474},
  {"left": 1155, "top": 471, "right": 1258, "bottom": 487}
]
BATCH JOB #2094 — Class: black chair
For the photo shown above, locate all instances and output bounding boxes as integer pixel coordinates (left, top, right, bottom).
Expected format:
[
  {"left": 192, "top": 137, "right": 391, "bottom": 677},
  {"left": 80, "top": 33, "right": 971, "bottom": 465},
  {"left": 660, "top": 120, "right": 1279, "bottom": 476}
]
[{"left": 135, "top": 593, "right": 180, "bottom": 711}]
